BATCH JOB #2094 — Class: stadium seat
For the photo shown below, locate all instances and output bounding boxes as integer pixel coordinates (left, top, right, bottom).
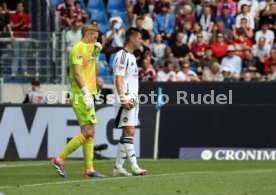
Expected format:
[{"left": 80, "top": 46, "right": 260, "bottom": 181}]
[
  {"left": 51, "top": 0, "right": 62, "bottom": 11},
  {"left": 97, "top": 67, "right": 111, "bottom": 84},
  {"left": 108, "top": 53, "right": 116, "bottom": 68},
  {"left": 79, "top": 0, "right": 86, "bottom": 10},
  {"left": 87, "top": 0, "right": 105, "bottom": 13},
  {"left": 107, "top": 0, "right": 125, "bottom": 14},
  {"left": 110, "top": 12, "right": 128, "bottom": 29},
  {"left": 90, "top": 11, "right": 109, "bottom": 34}
]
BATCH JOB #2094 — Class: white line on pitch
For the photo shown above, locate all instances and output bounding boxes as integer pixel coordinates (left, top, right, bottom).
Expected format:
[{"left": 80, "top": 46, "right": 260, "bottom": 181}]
[
  {"left": 0, "top": 160, "right": 114, "bottom": 168},
  {"left": 0, "top": 171, "right": 211, "bottom": 189}
]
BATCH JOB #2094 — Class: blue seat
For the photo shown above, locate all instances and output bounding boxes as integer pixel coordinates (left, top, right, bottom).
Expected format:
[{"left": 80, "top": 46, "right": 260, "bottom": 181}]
[
  {"left": 87, "top": 0, "right": 105, "bottom": 13},
  {"left": 97, "top": 67, "right": 111, "bottom": 84},
  {"left": 107, "top": 0, "right": 125, "bottom": 14},
  {"left": 79, "top": 0, "right": 86, "bottom": 10},
  {"left": 90, "top": 11, "right": 109, "bottom": 33},
  {"left": 51, "top": 0, "right": 62, "bottom": 11},
  {"left": 108, "top": 53, "right": 116, "bottom": 68},
  {"left": 110, "top": 12, "right": 128, "bottom": 29}
]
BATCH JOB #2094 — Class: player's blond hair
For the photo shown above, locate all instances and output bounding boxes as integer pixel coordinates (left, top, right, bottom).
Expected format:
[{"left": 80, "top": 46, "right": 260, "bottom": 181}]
[{"left": 81, "top": 24, "right": 99, "bottom": 37}]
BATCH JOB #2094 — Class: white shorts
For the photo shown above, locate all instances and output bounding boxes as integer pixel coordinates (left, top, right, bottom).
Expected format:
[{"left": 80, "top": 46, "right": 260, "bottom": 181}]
[{"left": 115, "top": 105, "right": 140, "bottom": 128}]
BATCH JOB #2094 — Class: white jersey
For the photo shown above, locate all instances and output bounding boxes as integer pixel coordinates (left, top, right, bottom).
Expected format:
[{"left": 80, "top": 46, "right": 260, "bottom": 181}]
[{"left": 113, "top": 49, "right": 139, "bottom": 107}]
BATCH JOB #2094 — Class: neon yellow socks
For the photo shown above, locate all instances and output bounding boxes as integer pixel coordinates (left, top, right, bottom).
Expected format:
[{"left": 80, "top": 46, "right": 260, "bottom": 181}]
[
  {"left": 59, "top": 133, "right": 86, "bottom": 160},
  {"left": 83, "top": 137, "right": 94, "bottom": 172}
]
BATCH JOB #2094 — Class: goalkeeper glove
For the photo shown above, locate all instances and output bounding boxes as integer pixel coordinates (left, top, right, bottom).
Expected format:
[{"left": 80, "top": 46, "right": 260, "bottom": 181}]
[
  {"left": 81, "top": 87, "right": 94, "bottom": 111},
  {"left": 94, "top": 42, "right": 102, "bottom": 56}
]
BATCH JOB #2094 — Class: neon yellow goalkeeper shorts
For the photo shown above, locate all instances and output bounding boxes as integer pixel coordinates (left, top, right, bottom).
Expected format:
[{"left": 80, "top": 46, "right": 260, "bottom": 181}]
[{"left": 71, "top": 95, "right": 97, "bottom": 126}]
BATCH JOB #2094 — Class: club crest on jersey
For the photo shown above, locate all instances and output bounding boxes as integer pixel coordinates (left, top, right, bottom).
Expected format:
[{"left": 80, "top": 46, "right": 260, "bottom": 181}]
[
  {"left": 131, "top": 62, "right": 135, "bottom": 66},
  {"left": 123, "top": 117, "right": 128, "bottom": 123},
  {"left": 91, "top": 115, "right": 96, "bottom": 120}
]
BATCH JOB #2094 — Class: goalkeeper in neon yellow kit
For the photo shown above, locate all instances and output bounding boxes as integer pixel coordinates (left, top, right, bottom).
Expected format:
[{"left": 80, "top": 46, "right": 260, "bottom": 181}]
[{"left": 51, "top": 24, "right": 105, "bottom": 178}]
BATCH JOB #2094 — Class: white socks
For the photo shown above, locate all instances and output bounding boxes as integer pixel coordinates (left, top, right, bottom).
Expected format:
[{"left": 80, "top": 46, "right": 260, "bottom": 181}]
[
  {"left": 116, "top": 137, "right": 139, "bottom": 170},
  {"left": 115, "top": 142, "right": 127, "bottom": 169}
]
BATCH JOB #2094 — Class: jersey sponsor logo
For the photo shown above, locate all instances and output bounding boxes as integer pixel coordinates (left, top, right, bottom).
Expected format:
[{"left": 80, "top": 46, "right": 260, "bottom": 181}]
[
  {"left": 123, "top": 117, "right": 128, "bottom": 123},
  {"left": 76, "top": 55, "right": 82, "bottom": 61},
  {"left": 117, "top": 65, "right": 125, "bottom": 71},
  {"left": 91, "top": 115, "right": 96, "bottom": 120}
]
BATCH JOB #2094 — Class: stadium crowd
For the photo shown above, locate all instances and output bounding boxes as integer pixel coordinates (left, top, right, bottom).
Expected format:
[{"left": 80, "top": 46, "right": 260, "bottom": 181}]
[{"left": 1, "top": 0, "right": 276, "bottom": 82}]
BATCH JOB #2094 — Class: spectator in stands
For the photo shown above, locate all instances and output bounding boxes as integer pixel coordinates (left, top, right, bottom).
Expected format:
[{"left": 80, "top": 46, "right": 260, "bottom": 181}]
[
  {"left": 94, "top": 77, "right": 112, "bottom": 104},
  {"left": 255, "top": 21, "right": 275, "bottom": 49},
  {"left": 221, "top": 45, "right": 242, "bottom": 79},
  {"left": 198, "top": 47, "right": 218, "bottom": 73},
  {"left": 133, "top": 43, "right": 151, "bottom": 67},
  {"left": 106, "top": 17, "right": 125, "bottom": 48},
  {"left": 264, "top": 49, "right": 276, "bottom": 74},
  {"left": 153, "top": 3, "right": 175, "bottom": 43},
  {"left": 135, "top": 17, "right": 150, "bottom": 46},
  {"left": 132, "top": 9, "right": 153, "bottom": 34},
  {"left": 66, "top": 20, "right": 81, "bottom": 52},
  {"left": 171, "top": 31, "right": 190, "bottom": 64},
  {"left": 175, "top": 5, "right": 196, "bottom": 31},
  {"left": 252, "top": 37, "right": 270, "bottom": 64},
  {"left": 22, "top": 80, "right": 47, "bottom": 104},
  {"left": 211, "top": 32, "right": 228, "bottom": 62},
  {"left": 216, "top": 0, "right": 237, "bottom": 16},
  {"left": 213, "top": 20, "right": 233, "bottom": 43},
  {"left": 199, "top": 5, "right": 215, "bottom": 39},
  {"left": 238, "top": 0, "right": 259, "bottom": 25},
  {"left": 72, "top": 0, "right": 89, "bottom": 25},
  {"left": 155, "top": 46, "right": 180, "bottom": 71},
  {"left": 231, "top": 28, "right": 252, "bottom": 59},
  {"left": 260, "top": 2, "right": 276, "bottom": 32},
  {"left": 216, "top": 5, "right": 236, "bottom": 31},
  {"left": 138, "top": 56, "right": 156, "bottom": 81},
  {"left": 235, "top": 17, "right": 253, "bottom": 39},
  {"left": 174, "top": 20, "right": 193, "bottom": 45},
  {"left": 2, "top": 0, "right": 17, "bottom": 11},
  {"left": 91, "top": 20, "right": 106, "bottom": 48},
  {"left": 56, "top": 0, "right": 73, "bottom": 30},
  {"left": 236, "top": 4, "right": 255, "bottom": 30},
  {"left": 259, "top": 0, "right": 274, "bottom": 12},
  {"left": 174, "top": 0, "right": 197, "bottom": 16},
  {"left": 133, "top": 0, "right": 150, "bottom": 16},
  {"left": 189, "top": 22, "right": 208, "bottom": 47},
  {"left": 9, "top": 0, "right": 32, "bottom": 78},
  {"left": 242, "top": 50, "right": 262, "bottom": 81},
  {"left": 176, "top": 61, "right": 200, "bottom": 82},
  {"left": 202, "top": 62, "right": 224, "bottom": 81},
  {"left": 157, "top": 60, "right": 177, "bottom": 82},
  {"left": 150, "top": 34, "right": 166, "bottom": 63},
  {"left": 190, "top": 32, "right": 208, "bottom": 65},
  {"left": 154, "top": 0, "right": 171, "bottom": 16}
]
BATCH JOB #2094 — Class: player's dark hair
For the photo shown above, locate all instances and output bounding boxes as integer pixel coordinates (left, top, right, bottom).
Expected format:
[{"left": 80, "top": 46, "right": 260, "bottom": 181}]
[
  {"left": 125, "top": 27, "right": 141, "bottom": 42},
  {"left": 31, "top": 80, "right": 40, "bottom": 86}
]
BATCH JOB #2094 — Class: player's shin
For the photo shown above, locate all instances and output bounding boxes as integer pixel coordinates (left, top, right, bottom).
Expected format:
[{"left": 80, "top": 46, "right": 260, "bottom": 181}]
[
  {"left": 121, "top": 136, "right": 139, "bottom": 170},
  {"left": 115, "top": 139, "right": 127, "bottom": 169},
  {"left": 58, "top": 133, "right": 86, "bottom": 161},
  {"left": 83, "top": 137, "right": 94, "bottom": 173}
]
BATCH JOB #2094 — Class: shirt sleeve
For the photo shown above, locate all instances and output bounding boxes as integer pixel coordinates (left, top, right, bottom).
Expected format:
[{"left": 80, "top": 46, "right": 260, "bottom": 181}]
[
  {"left": 70, "top": 45, "right": 83, "bottom": 66},
  {"left": 114, "top": 52, "right": 128, "bottom": 76}
]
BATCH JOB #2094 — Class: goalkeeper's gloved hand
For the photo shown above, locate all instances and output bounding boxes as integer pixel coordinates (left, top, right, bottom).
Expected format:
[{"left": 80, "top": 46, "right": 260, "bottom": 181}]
[
  {"left": 81, "top": 87, "right": 93, "bottom": 111},
  {"left": 94, "top": 42, "right": 102, "bottom": 56}
]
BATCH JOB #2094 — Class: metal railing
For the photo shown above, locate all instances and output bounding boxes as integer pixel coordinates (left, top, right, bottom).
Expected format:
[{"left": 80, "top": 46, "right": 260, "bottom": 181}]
[{"left": 0, "top": 31, "right": 67, "bottom": 84}]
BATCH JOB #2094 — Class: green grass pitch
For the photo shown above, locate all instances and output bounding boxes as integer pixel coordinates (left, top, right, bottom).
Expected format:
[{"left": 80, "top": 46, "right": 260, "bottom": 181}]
[{"left": 0, "top": 159, "right": 276, "bottom": 195}]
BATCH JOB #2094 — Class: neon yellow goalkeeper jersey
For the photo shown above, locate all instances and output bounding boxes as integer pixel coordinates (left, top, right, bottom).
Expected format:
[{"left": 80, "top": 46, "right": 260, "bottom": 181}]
[{"left": 69, "top": 41, "right": 98, "bottom": 95}]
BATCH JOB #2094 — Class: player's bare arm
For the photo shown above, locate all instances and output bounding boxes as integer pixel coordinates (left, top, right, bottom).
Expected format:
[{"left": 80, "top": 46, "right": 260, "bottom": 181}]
[{"left": 115, "top": 75, "right": 131, "bottom": 110}]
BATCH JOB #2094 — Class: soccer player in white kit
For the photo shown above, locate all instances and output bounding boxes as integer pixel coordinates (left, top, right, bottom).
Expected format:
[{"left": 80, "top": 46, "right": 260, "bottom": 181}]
[{"left": 112, "top": 27, "right": 148, "bottom": 176}]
